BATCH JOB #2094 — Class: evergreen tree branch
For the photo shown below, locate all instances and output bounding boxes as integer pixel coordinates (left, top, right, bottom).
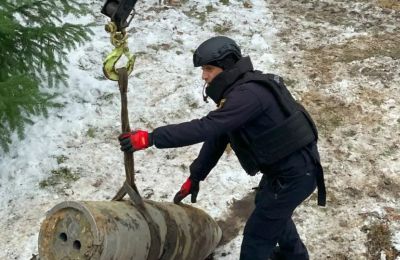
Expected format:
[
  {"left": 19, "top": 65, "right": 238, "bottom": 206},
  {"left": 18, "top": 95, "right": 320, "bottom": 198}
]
[{"left": 0, "top": 0, "right": 93, "bottom": 152}]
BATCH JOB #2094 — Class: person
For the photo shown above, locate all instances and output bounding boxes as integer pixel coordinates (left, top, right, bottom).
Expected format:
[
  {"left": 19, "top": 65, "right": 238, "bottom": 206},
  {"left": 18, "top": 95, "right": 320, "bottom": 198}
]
[{"left": 118, "top": 36, "right": 326, "bottom": 260}]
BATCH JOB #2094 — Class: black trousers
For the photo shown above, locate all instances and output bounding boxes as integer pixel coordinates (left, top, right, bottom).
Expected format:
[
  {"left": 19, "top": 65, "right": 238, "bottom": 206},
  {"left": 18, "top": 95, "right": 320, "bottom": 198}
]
[{"left": 240, "top": 167, "right": 318, "bottom": 260}]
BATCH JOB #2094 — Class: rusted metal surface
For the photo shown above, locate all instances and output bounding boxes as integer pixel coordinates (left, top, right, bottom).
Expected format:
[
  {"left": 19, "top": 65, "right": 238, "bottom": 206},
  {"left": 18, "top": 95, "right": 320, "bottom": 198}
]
[{"left": 38, "top": 200, "right": 222, "bottom": 260}]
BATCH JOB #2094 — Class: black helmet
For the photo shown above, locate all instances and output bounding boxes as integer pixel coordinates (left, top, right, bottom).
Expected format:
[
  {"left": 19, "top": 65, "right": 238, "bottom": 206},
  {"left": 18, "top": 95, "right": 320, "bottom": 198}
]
[{"left": 193, "top": 36, "right": 242, "bottom": 68}]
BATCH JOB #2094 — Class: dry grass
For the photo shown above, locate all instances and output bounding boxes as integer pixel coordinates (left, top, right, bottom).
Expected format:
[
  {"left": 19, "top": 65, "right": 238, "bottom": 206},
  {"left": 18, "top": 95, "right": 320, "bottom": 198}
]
[
  {"left": 303, "top": 33, "right": 400, "bottom": 84},
  {"left": 378, "top": 0, "right": 400, "bottom": 10},
  {"left": 366, "top": 222, "right": 399, "bottom": 260},
  {"left": 300, "top": 90, "right": 383, "bottom": 137}
]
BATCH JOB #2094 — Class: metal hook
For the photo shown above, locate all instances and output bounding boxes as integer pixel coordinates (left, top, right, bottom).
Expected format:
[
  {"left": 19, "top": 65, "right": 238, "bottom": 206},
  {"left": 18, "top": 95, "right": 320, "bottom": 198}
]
[
  {"left": 103, "top": 22, "right": 136, "bottom": 81},
  {"left": 103, "top": 45, "right": 135, "bottom": 81}
]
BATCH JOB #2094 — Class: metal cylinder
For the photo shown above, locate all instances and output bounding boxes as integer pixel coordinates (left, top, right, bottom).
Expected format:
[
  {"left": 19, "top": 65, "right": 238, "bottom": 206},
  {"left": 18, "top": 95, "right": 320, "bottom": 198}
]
[{"left": 38, "top": 200, "right": 222, "bottom": 260}]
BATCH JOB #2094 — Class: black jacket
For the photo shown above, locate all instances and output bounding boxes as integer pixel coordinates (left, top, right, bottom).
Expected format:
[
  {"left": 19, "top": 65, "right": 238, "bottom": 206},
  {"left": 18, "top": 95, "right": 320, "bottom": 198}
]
[{"left": 152, "top": 57, "right": 321, "bottom": 179}]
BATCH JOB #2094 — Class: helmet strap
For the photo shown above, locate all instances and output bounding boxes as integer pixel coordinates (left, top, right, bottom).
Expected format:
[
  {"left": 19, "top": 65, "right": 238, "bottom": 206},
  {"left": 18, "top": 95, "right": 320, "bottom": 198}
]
[{"left": 202, "top": 82, "right": 209, "bottom": 103}]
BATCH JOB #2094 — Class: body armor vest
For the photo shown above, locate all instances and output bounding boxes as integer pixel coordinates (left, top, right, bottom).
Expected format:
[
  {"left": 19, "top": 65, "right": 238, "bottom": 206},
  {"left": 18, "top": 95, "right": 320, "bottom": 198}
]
[{"left": 228, "top": 71, "right": 318, "bottom": 175}]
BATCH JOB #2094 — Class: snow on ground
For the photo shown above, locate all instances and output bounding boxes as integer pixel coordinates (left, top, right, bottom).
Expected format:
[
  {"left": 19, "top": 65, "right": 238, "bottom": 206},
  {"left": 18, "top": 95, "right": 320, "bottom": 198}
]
[{"left": 0, "top": 0, "right": 399, "bottom": 259}]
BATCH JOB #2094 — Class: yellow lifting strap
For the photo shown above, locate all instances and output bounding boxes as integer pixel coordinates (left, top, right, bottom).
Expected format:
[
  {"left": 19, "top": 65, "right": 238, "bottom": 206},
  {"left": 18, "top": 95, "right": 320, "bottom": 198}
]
[{"left": 102, "top": 22, "right": 136, "bottom": 81}]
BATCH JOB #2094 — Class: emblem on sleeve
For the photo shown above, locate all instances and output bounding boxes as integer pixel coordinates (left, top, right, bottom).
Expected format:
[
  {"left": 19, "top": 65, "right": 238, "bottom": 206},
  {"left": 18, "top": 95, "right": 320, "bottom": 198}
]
[{"left": 218, "top": 98, "right": 226, "bottom": 109}]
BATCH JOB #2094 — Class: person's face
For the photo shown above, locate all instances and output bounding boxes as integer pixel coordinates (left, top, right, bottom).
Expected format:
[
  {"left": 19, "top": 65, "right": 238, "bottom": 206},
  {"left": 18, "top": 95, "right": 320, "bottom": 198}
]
[{"left": 201, "top": 65, "right": 223, "bottom": 85}]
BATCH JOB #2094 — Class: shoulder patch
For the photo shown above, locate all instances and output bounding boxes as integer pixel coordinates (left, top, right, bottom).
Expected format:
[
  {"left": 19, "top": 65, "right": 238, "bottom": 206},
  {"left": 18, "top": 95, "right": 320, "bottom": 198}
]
[{"left": 218, "top": 98, "right": 226, "bottom": 109}]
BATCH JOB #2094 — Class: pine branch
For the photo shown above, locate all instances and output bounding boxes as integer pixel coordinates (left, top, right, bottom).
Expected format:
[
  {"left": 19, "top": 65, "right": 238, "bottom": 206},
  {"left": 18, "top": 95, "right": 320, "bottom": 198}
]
[{"left": 0, "top": 0, "right": 93, "bottom": 152}]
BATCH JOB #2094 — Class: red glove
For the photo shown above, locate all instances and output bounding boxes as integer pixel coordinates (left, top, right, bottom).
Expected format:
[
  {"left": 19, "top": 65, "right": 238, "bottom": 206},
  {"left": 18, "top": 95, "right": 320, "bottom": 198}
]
[
  {"left": 173, "top": 178, "right": 200, "bottom": 204},
  {"left": 119, "top": 130, "right": 151, "bottom": 152}
]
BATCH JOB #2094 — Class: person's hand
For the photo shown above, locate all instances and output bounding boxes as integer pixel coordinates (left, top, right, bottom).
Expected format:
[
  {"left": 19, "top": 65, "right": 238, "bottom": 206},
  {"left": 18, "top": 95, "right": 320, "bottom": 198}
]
[
  {"left": 173, "top": 178, "right": 199, "bottom": 204},
  {"left": 118, "top": 130, "right": 151, "bottom": 152}
]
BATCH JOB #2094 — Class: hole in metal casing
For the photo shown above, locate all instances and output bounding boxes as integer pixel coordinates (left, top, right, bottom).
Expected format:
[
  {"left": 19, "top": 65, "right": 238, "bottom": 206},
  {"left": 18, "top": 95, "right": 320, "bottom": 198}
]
[
  {"left": 73, "top": 240, "right": 81, "bottom": 250},
  {"left": 59, "top": 233, "right": 67, "bottom": 242}
]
